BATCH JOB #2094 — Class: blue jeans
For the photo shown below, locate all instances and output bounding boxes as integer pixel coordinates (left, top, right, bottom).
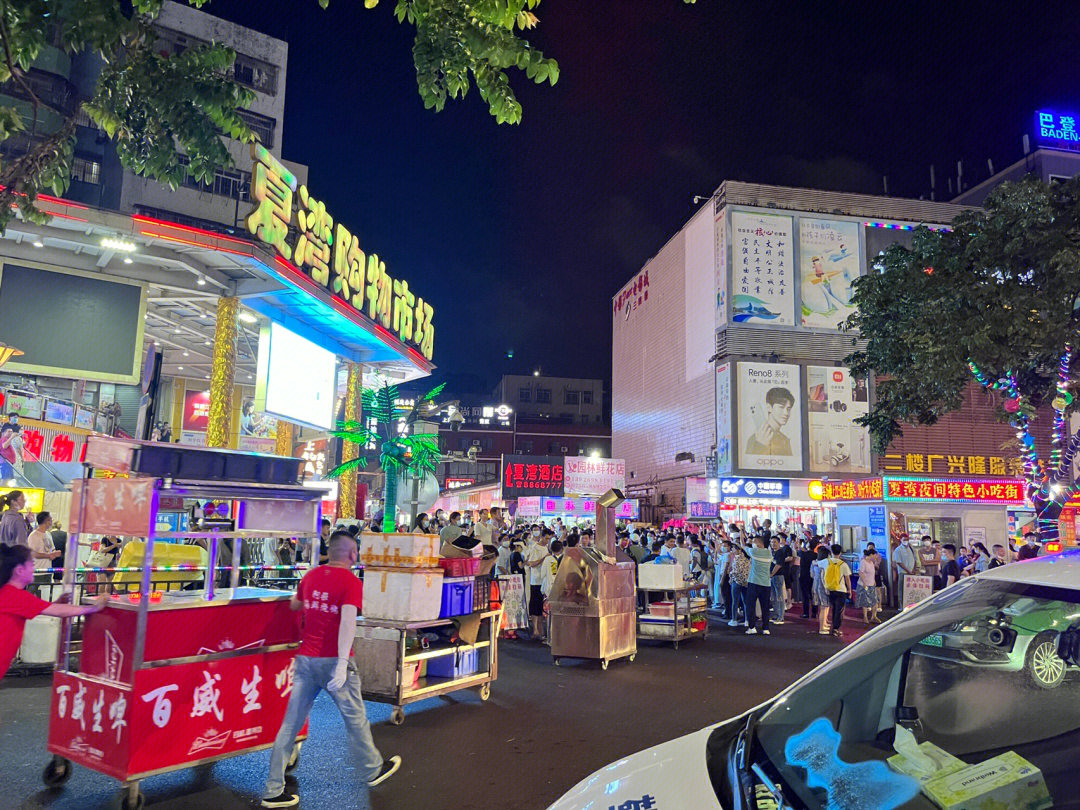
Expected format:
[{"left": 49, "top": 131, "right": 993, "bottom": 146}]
[
  {"left": 744, "top": 582, "right": 771, "bottom": 631},
  {"left": 264, "top": 655, "right": 383, "bottom": 798},
  {"left": 770, "top": 575, "right": 785, "bottom": 621},
  {"left": 712, "top": 571, "right": 725, "bottom": 610},
  {"left": 731, "top": 580, "right": 745, "bottom": 622}
]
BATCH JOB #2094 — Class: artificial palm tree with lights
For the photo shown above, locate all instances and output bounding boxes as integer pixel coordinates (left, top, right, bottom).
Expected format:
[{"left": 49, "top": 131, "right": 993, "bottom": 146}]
[{"left": 326, "top": 380, "right": 444, "bottom": 532}]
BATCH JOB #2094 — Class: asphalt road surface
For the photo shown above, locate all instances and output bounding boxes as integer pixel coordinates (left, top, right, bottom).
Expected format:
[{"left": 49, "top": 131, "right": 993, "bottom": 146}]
[{"left": 2, "top": 618, "right": 840, "bottom": 810}]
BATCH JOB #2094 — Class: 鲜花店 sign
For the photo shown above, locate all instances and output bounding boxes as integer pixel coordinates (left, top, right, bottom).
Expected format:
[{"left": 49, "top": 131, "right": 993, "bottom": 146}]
[
  {"left": 883, "top": 477, "right": 1025, "bottom": 505},
  {"left": 563, "top": 457, "right": 625, "bottom": 495},
  {"left": 245, "top": 144, "right": 434, "bottom": 361}
]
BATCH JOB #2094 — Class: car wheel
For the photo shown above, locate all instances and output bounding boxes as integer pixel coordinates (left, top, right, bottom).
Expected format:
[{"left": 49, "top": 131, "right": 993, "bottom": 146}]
[{"left": 1026, "top": 632, "right": 1066, "bottom": 689}]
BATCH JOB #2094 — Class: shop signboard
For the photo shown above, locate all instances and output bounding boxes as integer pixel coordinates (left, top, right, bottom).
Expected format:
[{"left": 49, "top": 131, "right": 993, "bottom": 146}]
[
  {"left": 182, "top": 390, "right": 210, "bottom": 433},
  {"left": 881, "top": 451, "right": 1025, "bottom": 477},
  {"left": 497, "top": 575, "right": 529, "bottom": 630},
  {"left": 445, "top": 477, "right": 475, "bottom": 490},
  {"left": 883, "top": 477, "right": 1025, "bottom": 505},
  {"left": 500, "top": 454, "right": 564, "bottom": 499},
  {"left": 868, "top": 505, "right": 887, "bottom": 540},
  {"left": 245, "top": 144, "right": 434, "bottom": 360},
  {"left": 715, "top": 362, "right": 732, "bottom": 475},
  {"left": 902, "top": 575, "right": 935, "bottom": 609},
  {"left": 716, "top": 477, "right": 790, "bottom": 499},
  {"left": 737, "top": 363, "right": 802, "bottom": 472},
  {"left": 3, "top": 390, "right": 43, "bottom": 419},
  {"left": 515, "top": 496, "right": 542, "bottom": 517},
  {"left": 689, "top": 502, "right": 735, "bottom": 518},
  {"left": 563, "top": 456, "right": 625, "bottom": 495},
  {"left": 799, "top": 218, "right": 860, "bottom": 329},
  {"left": 70, "top": 478, "right": 156, "bottom": 537},
  {"left": 1036, "top": 110, "right": 1080, "bottom": 152},
  {"left": 811, "top": 477, "right": 884, "bottom": 502},
  {"left": 730, "top": 211, "right": 794, "bottom": 325},
  {"left": 613, "top": 268, "right": 649, "bottom": 323},
  {"left": 715, "top": 205, "right": 727, "bottom": 328},
  {"left": 539, "top": 496, "right": 639, "bottom": 519},
  {"left": 806, "top": 366, "right": 870, "bottom": 473}
]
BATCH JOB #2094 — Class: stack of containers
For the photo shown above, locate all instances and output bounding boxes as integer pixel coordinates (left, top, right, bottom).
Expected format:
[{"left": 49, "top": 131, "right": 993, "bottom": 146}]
[{"left": 358, "top": 533, "right": 443, "bottom": 621}]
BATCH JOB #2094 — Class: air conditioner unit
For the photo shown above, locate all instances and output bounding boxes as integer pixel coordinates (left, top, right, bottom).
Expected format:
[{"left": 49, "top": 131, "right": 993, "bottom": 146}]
[{"left": 560, "top": 446, "right": 568, "bottom": 453}]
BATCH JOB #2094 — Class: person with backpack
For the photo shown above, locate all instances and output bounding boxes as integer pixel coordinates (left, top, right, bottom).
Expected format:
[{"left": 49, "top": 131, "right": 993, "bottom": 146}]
[{"left": 824, "top": 544, "right": 852, "bottom": 638}]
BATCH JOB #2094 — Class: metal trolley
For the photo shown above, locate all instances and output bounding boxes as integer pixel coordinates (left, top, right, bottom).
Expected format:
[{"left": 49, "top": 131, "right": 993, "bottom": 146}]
[
  {"left": 353, "top": 609, "right": 500, "bottom": 726},
  {"left": 41, "top": 437, "right": 322, "bottom": 810}
]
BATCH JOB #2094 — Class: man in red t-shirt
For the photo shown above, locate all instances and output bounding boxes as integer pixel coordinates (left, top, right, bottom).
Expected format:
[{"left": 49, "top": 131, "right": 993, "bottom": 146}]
[{"left": 262, "top": 531, "right": 400, "bottom": 808}]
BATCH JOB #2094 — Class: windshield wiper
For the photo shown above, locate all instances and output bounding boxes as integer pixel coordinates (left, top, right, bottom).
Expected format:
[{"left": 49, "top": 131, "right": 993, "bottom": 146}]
[{"left": 750, "top": 762, "right": 793, "bottom": 810}]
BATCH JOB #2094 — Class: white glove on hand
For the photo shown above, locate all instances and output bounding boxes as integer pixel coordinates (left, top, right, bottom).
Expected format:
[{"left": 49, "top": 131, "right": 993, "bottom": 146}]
[{"left": 328, "top": 658, "right": 348, "bottom": 692}]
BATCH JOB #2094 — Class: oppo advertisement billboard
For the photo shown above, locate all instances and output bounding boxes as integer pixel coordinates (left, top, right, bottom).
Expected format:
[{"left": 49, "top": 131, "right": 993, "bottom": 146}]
[{"left": 254, "top": 321, "right": 337, "bottom": 431}]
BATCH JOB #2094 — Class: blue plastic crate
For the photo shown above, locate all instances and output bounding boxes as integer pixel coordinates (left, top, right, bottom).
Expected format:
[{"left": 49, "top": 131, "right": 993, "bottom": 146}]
[
  {"left": 438, "top": 577, "right": 474, "bottom": 618},
  {"left": 426, "top": 647, "right": 478, "bottom": 679}
]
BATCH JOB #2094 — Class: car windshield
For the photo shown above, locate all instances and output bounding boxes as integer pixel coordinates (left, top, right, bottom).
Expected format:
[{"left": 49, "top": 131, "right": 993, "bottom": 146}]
[{"left": 751, "top": 578, "right": 1080, "bottom": 810}]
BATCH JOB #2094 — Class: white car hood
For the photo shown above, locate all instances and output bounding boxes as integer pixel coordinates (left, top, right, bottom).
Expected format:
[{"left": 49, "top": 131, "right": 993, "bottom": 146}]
[{"left": 547, "top": 725, "right": 723, "bottom": 810}]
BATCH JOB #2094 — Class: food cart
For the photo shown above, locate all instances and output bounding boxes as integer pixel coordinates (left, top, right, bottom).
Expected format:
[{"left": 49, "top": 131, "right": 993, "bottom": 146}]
[
  {"left": 353, "top": 609, "right": 501, "bottom": 726},
  {"left": 548, "top": 489, "right": 637, "bottom": 669},
  {"left": 636, "top": 583, "right": 709, "bottom": 649},
  {"left": 41, "top": 437, "right": 321, "bottom": 810}
]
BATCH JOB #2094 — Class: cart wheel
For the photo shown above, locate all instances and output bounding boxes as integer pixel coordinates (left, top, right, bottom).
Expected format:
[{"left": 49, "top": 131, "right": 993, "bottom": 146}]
[
  {"left": 285, "top": 741, "right": 302, "bottom": 773},
  {"left": 42, "top": 755, "right": 71, "bottom": 788},
  {"left": 601, "top": 660, "right": 609, "bottom": 671},
  {"left": 479, "top": 683, "right": 491, "bottom": 702},
  {"left": 553, "top": 657, "right": 561, "bottom": 667},
  {"left": 390, "top": 707, "right": 405, "bottom": 726},
  {"left": 118, "top": 787, "right": 145, "bottom": 810}
]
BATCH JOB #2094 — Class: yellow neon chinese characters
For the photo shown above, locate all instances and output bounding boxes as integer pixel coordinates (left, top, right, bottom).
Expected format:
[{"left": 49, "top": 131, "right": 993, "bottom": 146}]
[
  {"left": 246, "top": 144, "right": 296, "bottom": 260},
  {"left": 295, "top": 186, "right": 334, "bottom": 286}
]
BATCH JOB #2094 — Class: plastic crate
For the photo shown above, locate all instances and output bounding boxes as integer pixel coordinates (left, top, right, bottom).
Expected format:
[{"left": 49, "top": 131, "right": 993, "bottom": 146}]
[
  {"left": 438, "top": 557, "right": 482, "bottom": 577},
  {"left": 426, "top": 647, "right": 478, "bottom": 679},
  {"left": 439, "top": 577, "right": 474, "bottom": 618}
]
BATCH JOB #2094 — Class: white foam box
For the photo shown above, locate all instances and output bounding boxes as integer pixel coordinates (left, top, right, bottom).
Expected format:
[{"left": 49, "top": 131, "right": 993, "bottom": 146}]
[
  {"left": 19, "top": 614, "right": 60, "bottom": 664},
  {"left": 362, "top": 566, "right": 444, "bottom": 622},
  {"left": 638, "top": 562, "right": 684, "bottom": 590},
  {"left": 358, "top": 532, "right": 440, "bottom": 568}
]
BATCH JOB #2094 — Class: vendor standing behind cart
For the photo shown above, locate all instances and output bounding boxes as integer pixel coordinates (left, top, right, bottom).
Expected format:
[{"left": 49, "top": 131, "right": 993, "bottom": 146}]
[
  {"left": 0, "top": 546, "right": 104, "bottom": 681},
  {"left": 262, "top": 531, "right": 401, "bottom": 808}
]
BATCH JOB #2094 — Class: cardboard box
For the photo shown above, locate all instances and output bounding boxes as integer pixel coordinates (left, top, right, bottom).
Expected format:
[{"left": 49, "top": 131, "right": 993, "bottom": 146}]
[
  {"left": 362, "top": 566, "right": 444, "bottom": 622},
  {"left": 922, "top": 751, "right": 1052, "bottom": 810},
  {"left": 887, "top": 741, "right": 967, "bottom": 786},
  {"left": 358, "top": 532, "right": 440, "bottom": 568}
]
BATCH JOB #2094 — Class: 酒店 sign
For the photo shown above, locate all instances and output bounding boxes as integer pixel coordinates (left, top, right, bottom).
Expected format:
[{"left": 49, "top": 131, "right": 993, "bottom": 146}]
[
  {"left": 501, "top": 454, "right": 564, "bottom": 499},
  {"left": 245, "top": 144, "right": 434, "bottom": 360},
  {"left": 563, "top": 457, "right": 625, "bottom": 495}
]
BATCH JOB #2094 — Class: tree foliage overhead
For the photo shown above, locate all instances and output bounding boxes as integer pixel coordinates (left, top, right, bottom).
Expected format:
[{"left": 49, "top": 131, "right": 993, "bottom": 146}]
[
  {"left": 0, "top": 0, "right": 567, "bottom": 231},
  {"left": 844, "top": 175, "right": 1080, "bottom": 453}
]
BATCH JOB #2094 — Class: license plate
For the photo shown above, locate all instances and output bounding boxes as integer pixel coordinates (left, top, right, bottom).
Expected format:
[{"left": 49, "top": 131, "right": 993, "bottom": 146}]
[{"left": 920, "top": 633, "right": 944, "bottom": 648}]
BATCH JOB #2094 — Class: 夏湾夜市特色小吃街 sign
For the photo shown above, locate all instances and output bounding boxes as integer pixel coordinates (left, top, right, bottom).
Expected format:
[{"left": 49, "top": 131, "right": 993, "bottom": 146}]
[{"left": 244, "top": 144, "right": 434, "bottom": 361}]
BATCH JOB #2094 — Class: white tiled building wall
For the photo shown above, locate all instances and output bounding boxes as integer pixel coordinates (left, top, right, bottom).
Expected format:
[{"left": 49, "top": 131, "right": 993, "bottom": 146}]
[{"left": 612, "top": 204, "right": 715, "bottom": 510}]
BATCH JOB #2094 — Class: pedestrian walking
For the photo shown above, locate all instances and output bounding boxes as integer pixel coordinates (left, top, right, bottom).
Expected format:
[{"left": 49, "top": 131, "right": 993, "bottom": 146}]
[
  {"left": 855, "top": 549, "right": 880, "bottom": 624},
  {"left": 810, "top": 545, "right": 831, "bottom": 635},
  {"left": 745, "top": 536, "right": 773, "bottom": 635},
  {"left": 824, "top": 544, "right": 852, "bottom": 638},
  {"left": 262, "top": 532, "right": 400, "bottom": 808},
  {"left": 799, "top": 538, "right": 817, "bottom": 619}
]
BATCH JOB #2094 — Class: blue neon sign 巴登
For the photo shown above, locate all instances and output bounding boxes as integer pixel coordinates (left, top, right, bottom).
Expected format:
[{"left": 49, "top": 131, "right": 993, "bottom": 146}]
[{"left": 1036, "top": 110, "right": 1080, "bottom": 151}]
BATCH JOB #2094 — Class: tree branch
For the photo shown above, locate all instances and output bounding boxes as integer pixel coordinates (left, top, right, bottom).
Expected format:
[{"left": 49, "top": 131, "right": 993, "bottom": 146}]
[{"left": 0, "top": 116, "right": 78, "bottom": 212}]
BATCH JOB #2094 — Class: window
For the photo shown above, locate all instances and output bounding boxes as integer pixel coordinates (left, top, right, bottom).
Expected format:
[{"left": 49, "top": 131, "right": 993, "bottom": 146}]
[
  {"left": 580, "top": 414, "right": 591, "bottom": 425},
  {"left": 520, "top": 440, "right": 533, "bottom": 453},
  {"left": 519, "top": 388, "right": 531, "bottom": 403},
  {"left": 178, "top": 157, "right": 251, "bottom": 201},
  {"left": 233, "top": 54, "right": 279, "bottom": 95},
  {"left": 236, "top": 109, "right": 275, "bottom": 148},
  {"left": 548, "top": 442, "right": 561, "bottom": 454},
  {"left": 582, "top": 390, "right": 593, "bottom": 404},
  {"left": 71, "top": 157, "right": 100, "bottom": 185},
  {"left": 536, "top": 388, "right": 551, "bottom": 404},
  {"left": 564, "top": 390, "right": 580, "bottom": 405}
]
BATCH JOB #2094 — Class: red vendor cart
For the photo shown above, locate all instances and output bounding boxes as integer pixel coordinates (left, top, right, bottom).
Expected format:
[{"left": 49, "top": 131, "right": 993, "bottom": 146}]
[{"left": 42, "top": 437, "right": 322, "bottom": 810}]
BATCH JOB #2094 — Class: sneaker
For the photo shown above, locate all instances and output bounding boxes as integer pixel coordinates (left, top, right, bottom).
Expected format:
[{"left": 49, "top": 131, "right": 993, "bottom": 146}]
[
  {"left": 762, "top": 628, "right": 771, "bottom": 635},
  {"left": 772, "top": 619, "right": 785, "bottom": 625},
  {"left": 368, "top": 755, "right": 402, "bottom": 787},
  {"left": 818, "top": 630, "right": 830, "bottom": 635},
  {"left": 261, "top": 792, "right": 299, "bottom": 808},
  {"left": 832, "top": 630, "right": 843, "bottom": 637},
  {"left": 727, "top": 619, "right": 739, "bottom": 627},
  {"left": 745, "top": 627, "right": 758, "bottom": 635}
]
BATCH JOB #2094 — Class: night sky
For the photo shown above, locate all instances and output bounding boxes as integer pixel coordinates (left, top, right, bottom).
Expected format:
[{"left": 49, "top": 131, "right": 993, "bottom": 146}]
[{"left": 216, "top": 0, "right": 1080, "bottom": 391}]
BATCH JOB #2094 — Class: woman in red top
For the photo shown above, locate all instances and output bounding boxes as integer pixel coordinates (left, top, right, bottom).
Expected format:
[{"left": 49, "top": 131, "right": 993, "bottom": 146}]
[{"left": 0, "top": 545, "right": 104, "bottom": 681}]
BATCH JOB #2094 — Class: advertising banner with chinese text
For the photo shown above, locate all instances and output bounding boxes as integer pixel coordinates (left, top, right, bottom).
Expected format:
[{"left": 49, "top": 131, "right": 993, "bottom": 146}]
[
  {"left": 731, "top": 212, "right": 794, "bottom": 325},
  {"left": 737, "top": 363, "right": 802, "bottom": 472},
  {"left": 716, "top": 362, "right": 732, "bottom": 474},
  {"left": 799, "top": 218, "right": 860, "bottom": 329},
  {"left": 500, "top": 455, "right": 565, "bottom": 499},
  {"left": 69, "top": 478, "right": 156, "bottom": 537},
  {"left": 806, "top": 366, "right": 870, "bottom": 473},
  {"left": 238, "top": 396, "right": 278, "bottom": 454},
  {"left": 563, "top": 457, "right": 626, "bottom": 495},
  {"left": 715, "top": 206, "right": 728, "bottom": 328}
]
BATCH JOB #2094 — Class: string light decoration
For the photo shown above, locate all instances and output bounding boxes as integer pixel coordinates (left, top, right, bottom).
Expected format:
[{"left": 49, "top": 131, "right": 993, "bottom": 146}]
[
  {"left": 206, "top": 296, "right": 238, "bottom": 448},
  {"left": 337, "top": 363, "right": 364, "bottom": 518}
]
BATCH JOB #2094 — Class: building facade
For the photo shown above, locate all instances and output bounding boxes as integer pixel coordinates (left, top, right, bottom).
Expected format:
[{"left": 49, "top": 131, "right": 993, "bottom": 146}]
[{"left": 493, "top": 374, "right": 605, "bottom": 426}]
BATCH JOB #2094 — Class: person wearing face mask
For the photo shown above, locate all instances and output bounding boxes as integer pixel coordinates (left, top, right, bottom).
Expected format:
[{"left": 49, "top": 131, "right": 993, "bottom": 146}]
[
  {"left": 439, "top": 512, "right": 463, "bottom": 545},
  {"left": 523, "top": 527, "right": 550, "bottom": 639},
  {"left": 412, "top": 513, "right": 431, "bottom": 534}
]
